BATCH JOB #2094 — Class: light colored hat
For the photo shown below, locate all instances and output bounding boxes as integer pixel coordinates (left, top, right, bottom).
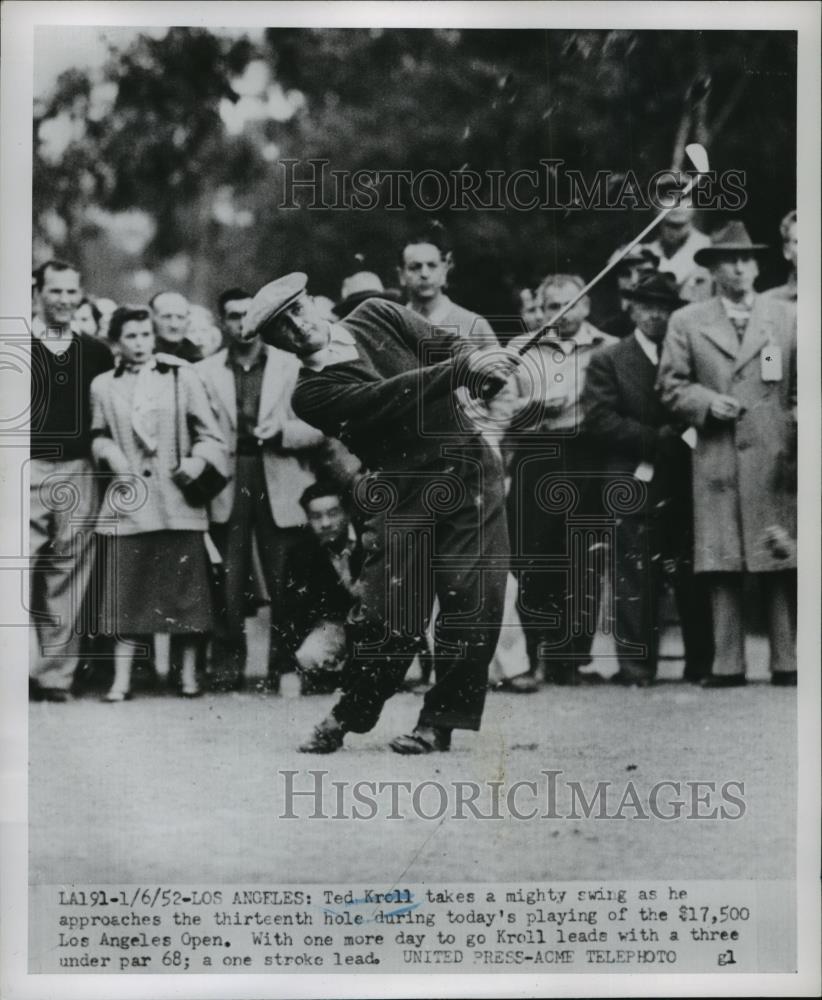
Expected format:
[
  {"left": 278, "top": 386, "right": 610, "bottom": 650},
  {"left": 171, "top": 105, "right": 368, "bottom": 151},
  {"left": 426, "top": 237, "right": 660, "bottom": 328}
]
[
  {"left": 243, "top": 272, "right": 308, "bottom": 336},
  {"left": 334, "top": 270, "right": 402, "bottom": 319},
  {"left": 340, "top": 271, "right": 384, "bottom": 300}
]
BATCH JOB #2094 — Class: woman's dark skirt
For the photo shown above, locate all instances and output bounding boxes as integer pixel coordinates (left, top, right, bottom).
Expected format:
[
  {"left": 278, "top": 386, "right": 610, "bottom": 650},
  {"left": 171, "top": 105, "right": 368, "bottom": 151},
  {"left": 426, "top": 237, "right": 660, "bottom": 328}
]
[{"left": 96, "top": 530, "right": 213, "bottom": 636}]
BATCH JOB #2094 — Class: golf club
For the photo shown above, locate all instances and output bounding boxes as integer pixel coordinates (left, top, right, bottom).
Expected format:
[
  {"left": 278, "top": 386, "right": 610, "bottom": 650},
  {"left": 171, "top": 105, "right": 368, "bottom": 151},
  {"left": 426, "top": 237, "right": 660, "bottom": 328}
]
[{"left": 516, "top": 142, "right": 710, "bottom": 356}]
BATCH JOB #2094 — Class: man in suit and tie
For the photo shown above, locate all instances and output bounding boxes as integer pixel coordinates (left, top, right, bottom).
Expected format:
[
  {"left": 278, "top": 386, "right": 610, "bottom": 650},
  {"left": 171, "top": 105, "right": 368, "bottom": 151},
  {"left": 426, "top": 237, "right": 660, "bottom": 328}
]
[
  {"left": 195, "top": 288, "right": 325, "bottom": 691},
  {"left": 582, "top": 272, "right": 713, "bottom": 686},
  {"left": 657, "top": 222, "right": 797, "bottom": 687}
]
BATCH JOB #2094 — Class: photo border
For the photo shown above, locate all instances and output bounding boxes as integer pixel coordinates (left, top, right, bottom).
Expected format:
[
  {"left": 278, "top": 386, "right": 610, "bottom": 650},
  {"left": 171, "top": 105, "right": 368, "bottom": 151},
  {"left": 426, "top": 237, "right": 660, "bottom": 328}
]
[{"left": 2, "top": 2, "right": 819, "bottom": 997}]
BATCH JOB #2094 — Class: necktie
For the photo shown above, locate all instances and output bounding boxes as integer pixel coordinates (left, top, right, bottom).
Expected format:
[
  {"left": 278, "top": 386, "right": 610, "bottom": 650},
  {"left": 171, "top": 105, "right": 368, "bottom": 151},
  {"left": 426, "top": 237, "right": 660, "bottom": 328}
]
[
  {"left": 731, "top": 316, "right": 748, "bottom": 341},
  {"left": 726, "top": 309, "right": 750, "bottom": 342}
]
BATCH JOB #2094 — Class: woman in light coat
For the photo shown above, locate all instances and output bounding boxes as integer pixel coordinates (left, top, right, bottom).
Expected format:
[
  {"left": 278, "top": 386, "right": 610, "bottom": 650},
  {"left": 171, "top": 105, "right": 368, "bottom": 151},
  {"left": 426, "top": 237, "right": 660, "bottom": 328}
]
[{"left": 90, "top": 306, "right": 227, "bottom": 700}]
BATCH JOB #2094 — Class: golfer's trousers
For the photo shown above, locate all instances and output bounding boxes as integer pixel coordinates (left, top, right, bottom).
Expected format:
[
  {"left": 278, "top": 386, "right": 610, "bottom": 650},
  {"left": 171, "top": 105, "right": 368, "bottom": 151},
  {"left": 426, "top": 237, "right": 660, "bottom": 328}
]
[{"left": 331, "top": 445, "right": 508, "bottom": 733}]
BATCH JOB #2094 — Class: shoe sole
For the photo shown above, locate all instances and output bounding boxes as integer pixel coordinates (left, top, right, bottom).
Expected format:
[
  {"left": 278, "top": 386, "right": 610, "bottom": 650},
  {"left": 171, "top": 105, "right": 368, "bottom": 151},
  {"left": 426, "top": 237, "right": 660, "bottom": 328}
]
[
  {"left": 297, "top": 743, "right": 342, "bottom": 754},
  {"left": 389, "top": 735, "right": 450, "bottom": 754}
]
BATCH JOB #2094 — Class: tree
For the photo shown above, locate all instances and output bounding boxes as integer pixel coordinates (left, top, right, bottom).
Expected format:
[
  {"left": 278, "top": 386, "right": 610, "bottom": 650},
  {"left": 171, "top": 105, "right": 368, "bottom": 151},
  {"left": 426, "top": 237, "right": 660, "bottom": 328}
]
[
  {"left": 34, "top": 28, "right": 259, "bottom": 301},
  {"left": 34, "top": 27, "right": 796, "bottom": 316}
]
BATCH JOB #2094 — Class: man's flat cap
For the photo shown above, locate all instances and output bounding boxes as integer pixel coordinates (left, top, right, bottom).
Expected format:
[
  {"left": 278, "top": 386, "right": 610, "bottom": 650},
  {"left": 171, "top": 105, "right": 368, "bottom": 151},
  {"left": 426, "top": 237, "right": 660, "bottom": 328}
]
[{"left": 243, "top": 272, "right": 308, "bottom": 337}]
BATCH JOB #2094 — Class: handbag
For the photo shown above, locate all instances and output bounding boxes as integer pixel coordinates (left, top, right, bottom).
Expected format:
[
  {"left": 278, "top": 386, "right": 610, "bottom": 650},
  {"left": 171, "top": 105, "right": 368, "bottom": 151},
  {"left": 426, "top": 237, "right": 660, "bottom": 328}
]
[{"left": 172, "top": 366, "right": 228, "bottom": 506}]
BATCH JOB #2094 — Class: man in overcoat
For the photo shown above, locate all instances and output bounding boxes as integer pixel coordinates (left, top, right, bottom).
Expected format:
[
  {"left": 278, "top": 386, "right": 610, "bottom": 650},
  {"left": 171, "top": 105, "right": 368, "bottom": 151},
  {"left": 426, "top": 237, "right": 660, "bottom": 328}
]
[{"left": 657, "top": 222, "right": 797, "bottom": 687}]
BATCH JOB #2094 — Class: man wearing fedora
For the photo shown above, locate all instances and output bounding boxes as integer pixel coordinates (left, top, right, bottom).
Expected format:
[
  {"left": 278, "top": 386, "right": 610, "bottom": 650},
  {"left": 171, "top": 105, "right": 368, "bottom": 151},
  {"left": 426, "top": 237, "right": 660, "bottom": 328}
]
[
  {"left": 599, "top": 244, "right": 661, "bottom": 339},
  {"left": 582, "top": 272, "right": 713, "bottom": 686},
  {"left": 657, "top": 221, "right": 797, "bottom": 687},
  {"left": 243, "top": 272, "right": 519, "bottom": 753}
]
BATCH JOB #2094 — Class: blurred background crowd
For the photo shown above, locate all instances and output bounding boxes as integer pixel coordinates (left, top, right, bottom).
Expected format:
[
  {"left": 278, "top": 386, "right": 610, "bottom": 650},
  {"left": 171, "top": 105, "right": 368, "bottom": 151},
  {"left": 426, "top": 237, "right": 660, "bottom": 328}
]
[{"left": 34, "top": 27, "right": 795, "bottom": 315}]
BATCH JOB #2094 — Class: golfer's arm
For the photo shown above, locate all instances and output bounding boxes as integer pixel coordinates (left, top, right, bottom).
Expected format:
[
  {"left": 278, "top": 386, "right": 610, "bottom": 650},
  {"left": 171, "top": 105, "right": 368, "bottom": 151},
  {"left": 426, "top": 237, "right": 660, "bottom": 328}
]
[
  {"left": 292, "top": 363, "right": 455, "bottom": 436},
  {"left": 387, "top": 298, "right": 480, "bottom": 374}
]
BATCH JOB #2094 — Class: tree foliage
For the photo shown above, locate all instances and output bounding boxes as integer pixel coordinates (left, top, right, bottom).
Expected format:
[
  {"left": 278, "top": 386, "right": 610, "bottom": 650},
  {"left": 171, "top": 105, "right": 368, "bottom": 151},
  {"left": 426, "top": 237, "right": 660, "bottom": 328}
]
[{"left": 34, "top": 27, "right": 796, "bottom": 316}]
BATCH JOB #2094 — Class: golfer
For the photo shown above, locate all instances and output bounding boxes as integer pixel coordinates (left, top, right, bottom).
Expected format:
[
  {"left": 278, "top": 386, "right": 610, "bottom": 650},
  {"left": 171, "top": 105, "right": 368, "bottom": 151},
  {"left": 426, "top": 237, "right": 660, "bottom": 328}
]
[{"left": 244, "top": 273, "right": 518, "bottom": 754}]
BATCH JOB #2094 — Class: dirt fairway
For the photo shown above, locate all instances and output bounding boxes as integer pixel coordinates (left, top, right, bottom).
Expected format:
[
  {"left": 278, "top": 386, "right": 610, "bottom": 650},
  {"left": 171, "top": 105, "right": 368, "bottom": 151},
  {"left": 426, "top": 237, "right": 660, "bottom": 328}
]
[{"left": 30, "top": 641, "right": 795, "bottom": 887}]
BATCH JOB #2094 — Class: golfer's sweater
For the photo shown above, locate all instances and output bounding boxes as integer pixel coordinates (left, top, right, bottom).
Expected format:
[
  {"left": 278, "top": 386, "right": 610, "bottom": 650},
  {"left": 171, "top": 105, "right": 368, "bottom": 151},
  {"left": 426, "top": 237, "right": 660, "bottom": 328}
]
[{"left": 293, "top": 298, "right": 480, "bottom": 472}]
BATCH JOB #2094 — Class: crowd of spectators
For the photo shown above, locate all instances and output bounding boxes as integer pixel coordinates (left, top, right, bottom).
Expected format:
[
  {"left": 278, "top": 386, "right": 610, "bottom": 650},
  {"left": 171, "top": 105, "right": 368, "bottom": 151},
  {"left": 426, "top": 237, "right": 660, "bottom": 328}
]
[{"left": 28, "top": 207, "right": 798, "bottom": 709}]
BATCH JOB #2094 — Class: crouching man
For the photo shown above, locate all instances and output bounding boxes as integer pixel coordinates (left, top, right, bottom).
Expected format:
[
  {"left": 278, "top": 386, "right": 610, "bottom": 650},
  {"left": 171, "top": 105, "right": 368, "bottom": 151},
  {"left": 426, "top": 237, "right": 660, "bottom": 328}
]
[{"left": 283, "top": 482, "right": 362, "bottom": 695}]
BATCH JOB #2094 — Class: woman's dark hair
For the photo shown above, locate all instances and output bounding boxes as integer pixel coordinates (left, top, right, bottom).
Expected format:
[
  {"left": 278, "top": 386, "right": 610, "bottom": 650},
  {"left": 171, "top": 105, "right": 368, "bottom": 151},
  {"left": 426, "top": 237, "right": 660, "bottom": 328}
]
[
  {"left": 77, "top": 297, "right": 102, "bottom": 329},
  {"left": 107, "top": 305, "right": 152, "bottom": 343}
]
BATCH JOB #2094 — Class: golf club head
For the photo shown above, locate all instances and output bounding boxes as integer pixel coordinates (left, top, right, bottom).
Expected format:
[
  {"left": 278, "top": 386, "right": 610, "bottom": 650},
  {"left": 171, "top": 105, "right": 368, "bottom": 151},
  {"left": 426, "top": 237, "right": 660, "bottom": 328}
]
[{"left": 685, "top": 143, "right": 709, "bottom": 174}]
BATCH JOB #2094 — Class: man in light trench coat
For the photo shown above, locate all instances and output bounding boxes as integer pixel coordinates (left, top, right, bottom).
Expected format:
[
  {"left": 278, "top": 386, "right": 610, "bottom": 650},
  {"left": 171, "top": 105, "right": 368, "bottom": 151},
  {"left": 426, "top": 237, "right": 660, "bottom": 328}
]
[{"left": 657, "top": 221, "right": 797, "bottom": 687}]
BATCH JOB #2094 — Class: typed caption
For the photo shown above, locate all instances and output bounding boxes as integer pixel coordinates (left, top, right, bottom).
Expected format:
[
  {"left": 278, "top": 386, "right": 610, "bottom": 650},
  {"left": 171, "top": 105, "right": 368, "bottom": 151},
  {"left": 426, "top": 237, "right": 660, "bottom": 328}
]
[{"left": 30, "top": 880, "right": 794, "bottom": 974}]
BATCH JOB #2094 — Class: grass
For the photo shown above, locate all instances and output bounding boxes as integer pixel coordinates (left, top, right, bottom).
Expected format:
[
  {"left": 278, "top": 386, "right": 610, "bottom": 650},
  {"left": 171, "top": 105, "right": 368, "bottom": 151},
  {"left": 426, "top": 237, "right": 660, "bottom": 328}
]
[{"left": 30, "top": 628, "right": 795, "bottom": 886}]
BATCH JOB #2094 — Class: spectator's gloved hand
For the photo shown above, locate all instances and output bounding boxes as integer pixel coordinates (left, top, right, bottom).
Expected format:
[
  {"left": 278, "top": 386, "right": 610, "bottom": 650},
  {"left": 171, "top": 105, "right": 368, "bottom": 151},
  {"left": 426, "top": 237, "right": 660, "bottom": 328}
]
[{"left": 173, "top": 456, "right": 206, "bottom": 485}]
